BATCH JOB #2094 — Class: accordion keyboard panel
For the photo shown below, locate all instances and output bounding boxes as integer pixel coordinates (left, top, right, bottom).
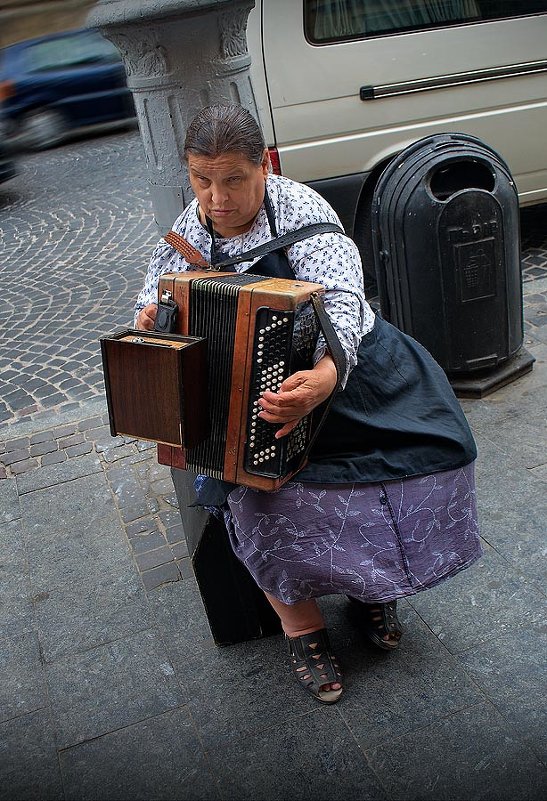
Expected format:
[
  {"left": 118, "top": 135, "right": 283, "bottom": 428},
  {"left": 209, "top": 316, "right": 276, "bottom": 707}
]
[{"left": 245, "top": 307, "right": 295, "bottom": 476}]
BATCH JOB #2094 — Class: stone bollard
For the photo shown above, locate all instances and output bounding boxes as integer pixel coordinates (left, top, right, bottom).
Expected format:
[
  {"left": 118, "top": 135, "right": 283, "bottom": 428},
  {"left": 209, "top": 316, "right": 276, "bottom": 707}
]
[{"left": 88, "top": 0, "right": 281, "bottom": 644}]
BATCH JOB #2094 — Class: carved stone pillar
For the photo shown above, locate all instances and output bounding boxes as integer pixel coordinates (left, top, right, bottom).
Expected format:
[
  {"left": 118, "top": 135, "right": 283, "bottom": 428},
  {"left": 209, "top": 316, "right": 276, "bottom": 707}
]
[
  {"left": 87, "top": 0, "right": 257, "bottom": 231},
  {"left": 88, "top": 1, "right": 281, "bottom": 645}
]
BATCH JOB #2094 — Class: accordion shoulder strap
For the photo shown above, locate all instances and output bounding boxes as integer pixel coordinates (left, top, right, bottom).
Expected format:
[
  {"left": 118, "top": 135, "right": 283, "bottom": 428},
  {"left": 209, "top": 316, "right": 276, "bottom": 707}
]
[
  {"left": 163, "top": 231, "right": 210, "bottom": 267},
  {"left": 295, "top": 291, "right": 347, "bottom": 471},
  {"left": 163, "top": 222, "right": 345, "bottom": 270},
  {"left": 214, "top": 223, "right": 345, "bottom": 269}
]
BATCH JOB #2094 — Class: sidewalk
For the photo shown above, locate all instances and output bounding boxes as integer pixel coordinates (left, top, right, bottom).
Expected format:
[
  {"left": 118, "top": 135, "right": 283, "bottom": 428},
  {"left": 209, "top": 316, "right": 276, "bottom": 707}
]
[{"left": 1, "top": 273, "right": 546, "bottom": 800}]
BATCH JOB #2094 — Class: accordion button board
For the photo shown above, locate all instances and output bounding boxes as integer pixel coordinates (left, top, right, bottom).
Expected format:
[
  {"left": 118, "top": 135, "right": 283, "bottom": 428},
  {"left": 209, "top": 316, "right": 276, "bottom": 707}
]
[
  {"left": 157, "top": 271, "right": 325, "bottom": 492},
  {"left": 245, "top": 306, "right": 307, "bottom": 476}
]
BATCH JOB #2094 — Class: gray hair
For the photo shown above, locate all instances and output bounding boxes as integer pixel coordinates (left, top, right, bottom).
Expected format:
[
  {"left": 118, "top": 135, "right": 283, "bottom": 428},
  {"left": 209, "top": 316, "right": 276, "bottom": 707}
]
[{"left": 183, "top": 104, "right": 266, "bottom": 165}]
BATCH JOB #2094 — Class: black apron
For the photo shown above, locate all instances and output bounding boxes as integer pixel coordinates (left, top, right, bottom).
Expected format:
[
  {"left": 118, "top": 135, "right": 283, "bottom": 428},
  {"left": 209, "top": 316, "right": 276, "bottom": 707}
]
[{"left": 195, "top": 195, "right": 477, "bottom": 506}]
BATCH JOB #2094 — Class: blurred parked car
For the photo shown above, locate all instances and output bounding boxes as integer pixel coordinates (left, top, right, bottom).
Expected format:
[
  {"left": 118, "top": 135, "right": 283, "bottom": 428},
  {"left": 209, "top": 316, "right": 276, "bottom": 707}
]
[
  {"left": 0, "top": 28, "right": 136, "bottom": 151},
  {"left": 0, "top": 139, "right": 16, "bottom": 183}
]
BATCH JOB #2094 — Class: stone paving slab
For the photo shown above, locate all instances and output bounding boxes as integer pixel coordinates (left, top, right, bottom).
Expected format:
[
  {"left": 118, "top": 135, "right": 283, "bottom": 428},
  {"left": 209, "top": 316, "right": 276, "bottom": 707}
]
[
  {"left": 21, "top": 473, "right": 138, "bottom": 592},
  {"left": 459, "top": 624, "right": 547, "bottom": 763},
  {"left": 1, "top": 405, "right": 189, "bottom": 594},
  {"left": 335, "top": 617, "right": 483, "bottom": 750},
  {"left": 0, "top": 477, "right": 21, "bottom": 524},
  {"left": 211, "top": 709, "right": 389, "bottom": 801},
  {"left": 364, "top": 702, "right": 546, "bottom": 801},
  {"left": 1, "top": 631, "right": 47, "bottom": 724},
  {"left": 0, "top": 520, "right": 35, "bottom": 640},
  {"left": 59, "top": 708, "right": 221, "bottom": 801},
  {"left": 0, "top": 709, "right": 64, "bottom": 801},
  {"left": 16, "top": 451, "right": 102, "bottom": 494},
  {"left": 407, "top": 542, "right": 546, "bottom": 653},
  {"left": 31, "top": 576, "right": 153, "bottom": 665},
  {"left": 46, "top": 629, "right": 185, "bottom": 751}
]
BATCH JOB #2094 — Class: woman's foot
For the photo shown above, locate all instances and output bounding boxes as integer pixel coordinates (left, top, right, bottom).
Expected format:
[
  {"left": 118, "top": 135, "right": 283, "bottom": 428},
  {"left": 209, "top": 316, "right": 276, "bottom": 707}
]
[
  {"left": 286, "top": 628, "right": 343, "bottom": 704},
  {"left": 348, "top": 598, "right": 403, "bottom": 650}
]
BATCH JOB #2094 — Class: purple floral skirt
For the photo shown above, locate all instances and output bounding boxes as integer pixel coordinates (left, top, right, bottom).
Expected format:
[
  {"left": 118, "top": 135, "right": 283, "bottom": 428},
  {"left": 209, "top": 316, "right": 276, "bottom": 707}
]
[{"left": 224, "top": 462, "right": 482, "bottom": 605}]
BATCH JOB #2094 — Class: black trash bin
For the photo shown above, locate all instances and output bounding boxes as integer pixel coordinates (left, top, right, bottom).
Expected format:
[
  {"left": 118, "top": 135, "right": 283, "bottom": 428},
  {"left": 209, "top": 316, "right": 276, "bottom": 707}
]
[{"left": 371, "top": 133, "right": 534, "bottom": 397}]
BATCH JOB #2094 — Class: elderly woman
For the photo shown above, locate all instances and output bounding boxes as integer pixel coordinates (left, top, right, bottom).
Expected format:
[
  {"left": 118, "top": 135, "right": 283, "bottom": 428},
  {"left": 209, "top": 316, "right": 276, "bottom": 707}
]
[{"left": 135, "top": 103, "right": 482, "bottom": 705}]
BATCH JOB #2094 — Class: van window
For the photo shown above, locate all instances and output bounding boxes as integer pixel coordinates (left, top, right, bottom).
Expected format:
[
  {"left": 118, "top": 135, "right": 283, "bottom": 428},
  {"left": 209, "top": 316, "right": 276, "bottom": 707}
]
[{"left": 304, "top": 0, "right": 547, "bottom": 43}]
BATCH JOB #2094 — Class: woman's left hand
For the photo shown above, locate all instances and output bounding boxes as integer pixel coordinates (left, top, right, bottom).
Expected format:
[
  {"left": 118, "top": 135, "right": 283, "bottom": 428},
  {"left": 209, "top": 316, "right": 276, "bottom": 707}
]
[{"left": 257, "top": 354, "right": 338, "bottom": 438}]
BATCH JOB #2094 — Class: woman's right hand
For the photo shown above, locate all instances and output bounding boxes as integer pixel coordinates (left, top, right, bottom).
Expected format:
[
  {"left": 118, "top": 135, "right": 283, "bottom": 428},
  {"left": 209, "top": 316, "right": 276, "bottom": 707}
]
[
  {"left": 258, "top": 354, "right": 338, "bottom": 439},
  {"left": 136, "top": 303, "right": 157, "bottom": 330}
]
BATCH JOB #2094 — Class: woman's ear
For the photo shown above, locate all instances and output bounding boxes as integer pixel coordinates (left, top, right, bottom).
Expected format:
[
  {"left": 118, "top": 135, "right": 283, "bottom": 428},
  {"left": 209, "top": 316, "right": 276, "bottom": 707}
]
[{"left": 261, "top": 148, "right": 271, "bottom": 177}]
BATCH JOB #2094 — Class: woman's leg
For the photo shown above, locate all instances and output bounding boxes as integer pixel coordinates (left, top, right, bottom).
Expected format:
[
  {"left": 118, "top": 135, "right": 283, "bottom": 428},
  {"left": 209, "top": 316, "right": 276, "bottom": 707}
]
[
  {"left": 264, "top": 593, "right": 325, "bottom": 638},
  {"left": 264, "top": 593, "right": 342, "bottom": 698},
  {"left": 347, "top": 597, "right": 403, "bottom": 649}
]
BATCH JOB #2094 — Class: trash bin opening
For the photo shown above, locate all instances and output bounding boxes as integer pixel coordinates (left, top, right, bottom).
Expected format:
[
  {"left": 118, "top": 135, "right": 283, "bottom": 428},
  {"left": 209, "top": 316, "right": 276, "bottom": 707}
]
[{"left": 428, "top": 160, "right": 496, "bottom": 201}]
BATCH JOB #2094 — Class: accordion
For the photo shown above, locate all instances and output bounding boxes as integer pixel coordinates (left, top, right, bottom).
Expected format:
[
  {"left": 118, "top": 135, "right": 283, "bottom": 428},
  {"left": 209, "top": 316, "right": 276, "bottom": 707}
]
[{"left": 155, "top": 271, "right": 326, "bottom": 491}]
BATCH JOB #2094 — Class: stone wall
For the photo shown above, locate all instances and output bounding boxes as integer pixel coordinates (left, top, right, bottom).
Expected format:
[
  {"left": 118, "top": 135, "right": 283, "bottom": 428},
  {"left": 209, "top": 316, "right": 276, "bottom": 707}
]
[{"left": 0, "top": 0, "right": 96, "bottom": 47}]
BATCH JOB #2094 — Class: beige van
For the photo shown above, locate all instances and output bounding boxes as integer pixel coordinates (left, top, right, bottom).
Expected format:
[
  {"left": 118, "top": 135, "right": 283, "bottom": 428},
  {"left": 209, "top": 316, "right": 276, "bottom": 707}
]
[{"left": 247, "top": 1, "right": 547, "bottom": 280}]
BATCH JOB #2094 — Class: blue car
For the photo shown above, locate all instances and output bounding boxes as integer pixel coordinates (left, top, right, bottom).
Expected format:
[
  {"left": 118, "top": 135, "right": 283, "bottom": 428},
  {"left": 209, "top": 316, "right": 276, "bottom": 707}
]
[{"left": 0, "top": 28, "right": 136, "bottom": 150}]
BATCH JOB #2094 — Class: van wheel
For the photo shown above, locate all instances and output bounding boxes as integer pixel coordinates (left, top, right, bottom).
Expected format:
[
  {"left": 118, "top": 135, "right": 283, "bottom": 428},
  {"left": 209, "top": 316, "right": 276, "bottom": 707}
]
[
  {"left": 20, "top": 109, "right": 66, "bottom": 151},
  {"left": 353, "top": 182, "right": 379, "bottom": 300}
]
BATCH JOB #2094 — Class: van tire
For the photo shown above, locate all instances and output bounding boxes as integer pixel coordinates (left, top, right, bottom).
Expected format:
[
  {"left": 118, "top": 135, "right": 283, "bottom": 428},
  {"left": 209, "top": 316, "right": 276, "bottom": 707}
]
[{"left": 20, "top": 109, "right": 66, "bottom": 151}]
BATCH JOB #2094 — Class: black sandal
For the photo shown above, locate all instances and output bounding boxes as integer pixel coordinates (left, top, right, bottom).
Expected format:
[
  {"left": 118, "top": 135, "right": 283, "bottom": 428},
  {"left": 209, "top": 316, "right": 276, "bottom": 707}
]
[
  {"left": 348, "top": 598, "right": 403, "bottom": 650},
  {"left": 286, "top": 628, "right": 343, "bottom": 704}
]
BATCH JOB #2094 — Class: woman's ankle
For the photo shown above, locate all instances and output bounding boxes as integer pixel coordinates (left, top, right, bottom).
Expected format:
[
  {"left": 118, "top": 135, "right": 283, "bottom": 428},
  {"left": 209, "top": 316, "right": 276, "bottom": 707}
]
[
  {"left": 284, "top": 623, "right": 326, "bottom": 639},
  {"left": 264, "top": 593, "right": 325, "bottom": 639}
]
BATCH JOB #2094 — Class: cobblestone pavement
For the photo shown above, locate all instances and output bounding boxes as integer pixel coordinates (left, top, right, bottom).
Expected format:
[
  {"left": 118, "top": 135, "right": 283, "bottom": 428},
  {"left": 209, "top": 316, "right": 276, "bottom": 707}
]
[
  {"left": 1, "top": 130, "right": 546, "bottom": 595},
  {"left": 0, "top": 130, "right": 158, "bottom": 426}
]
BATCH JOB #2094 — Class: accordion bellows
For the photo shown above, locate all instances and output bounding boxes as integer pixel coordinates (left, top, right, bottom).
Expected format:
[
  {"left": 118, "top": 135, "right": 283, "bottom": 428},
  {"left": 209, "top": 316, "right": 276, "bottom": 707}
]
[{"left": 156, "top": 271, "right": 325, "bottom": 491}]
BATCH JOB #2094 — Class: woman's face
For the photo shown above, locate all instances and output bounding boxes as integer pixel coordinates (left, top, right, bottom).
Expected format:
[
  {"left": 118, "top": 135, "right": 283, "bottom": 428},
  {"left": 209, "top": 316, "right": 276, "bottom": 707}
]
[{"left": 187, "top": 150, "right": 270, "bottom": 238}]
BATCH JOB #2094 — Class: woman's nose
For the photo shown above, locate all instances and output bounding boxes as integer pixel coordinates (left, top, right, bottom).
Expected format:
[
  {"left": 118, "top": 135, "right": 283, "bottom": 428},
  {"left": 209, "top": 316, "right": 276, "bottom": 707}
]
[{"left": 210, "top": 183, "right": 229, "bottom": 205}]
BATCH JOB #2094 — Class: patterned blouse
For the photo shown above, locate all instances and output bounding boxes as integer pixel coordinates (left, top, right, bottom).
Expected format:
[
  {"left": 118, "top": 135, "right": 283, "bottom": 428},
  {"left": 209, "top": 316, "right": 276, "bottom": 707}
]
[{"left": 134, "top": 174, "right": 376, "bottom": 384}]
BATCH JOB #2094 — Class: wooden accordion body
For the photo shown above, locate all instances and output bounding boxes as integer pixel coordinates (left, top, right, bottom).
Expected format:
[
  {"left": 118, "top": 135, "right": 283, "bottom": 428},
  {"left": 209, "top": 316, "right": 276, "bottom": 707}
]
[
  {"left": 157, "top": 271, "right": 325, "bottom": 491},
  {"left": 100, "top": 330, "right": 209, "bottom": 448}
]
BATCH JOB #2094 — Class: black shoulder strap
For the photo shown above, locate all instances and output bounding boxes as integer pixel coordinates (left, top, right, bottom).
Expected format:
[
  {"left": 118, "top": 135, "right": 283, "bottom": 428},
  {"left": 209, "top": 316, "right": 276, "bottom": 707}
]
[
  {"left": 293, "top": 291, "right": 347, "bottom": 471},
  {"left": 213, "top": 222, "right": 345, "bottom": 270}
]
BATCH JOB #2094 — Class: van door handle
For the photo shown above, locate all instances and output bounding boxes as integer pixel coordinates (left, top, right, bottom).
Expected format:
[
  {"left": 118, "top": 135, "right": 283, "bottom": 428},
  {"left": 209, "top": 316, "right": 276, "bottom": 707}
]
[
  {"left": 360, "top": 60, "right": 547, "bottom": 101},
  {"left": 359, "top": 86, "right": 375, "bottom": 101}
]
